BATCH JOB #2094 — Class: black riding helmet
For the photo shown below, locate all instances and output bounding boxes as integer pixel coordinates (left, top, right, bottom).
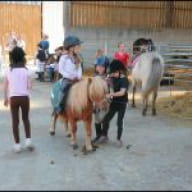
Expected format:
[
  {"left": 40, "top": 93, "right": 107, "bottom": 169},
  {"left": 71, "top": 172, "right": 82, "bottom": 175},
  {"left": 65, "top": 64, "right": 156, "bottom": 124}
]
[
  {"left": 63, "top": 35, "right": 83, "bottom": 50},
  {"left": 109, "top": 59, "right": 126, "bottom": 74}
]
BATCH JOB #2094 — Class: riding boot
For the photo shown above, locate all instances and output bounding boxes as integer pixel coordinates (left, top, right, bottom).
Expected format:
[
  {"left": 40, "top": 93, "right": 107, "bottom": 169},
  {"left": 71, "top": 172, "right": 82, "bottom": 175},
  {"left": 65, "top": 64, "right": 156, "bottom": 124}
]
[
  {"left": 57, "top": 80, "right": 72, "bottom": 113},
  {"left": 40, "top": 72, "right": 44, "bottom": 82},
  {"left": 92, "top": 123, "right": 102, "bottom": 143},
  {"left": 36, "top": 72, "right": 40, "bottom": 80}
]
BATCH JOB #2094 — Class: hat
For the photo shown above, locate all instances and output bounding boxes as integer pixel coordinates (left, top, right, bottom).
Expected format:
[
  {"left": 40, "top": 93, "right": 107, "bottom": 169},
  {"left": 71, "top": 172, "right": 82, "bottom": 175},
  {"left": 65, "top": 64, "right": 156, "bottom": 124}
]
[
  {"left": 109, "top": 59, "right": 126, "bottom": 73},
  {"left": 95, "top": 56, "right": 107, "bottom": 67},
  {"left": 63, "top": 35, "right": 83, "bottom": 49}
]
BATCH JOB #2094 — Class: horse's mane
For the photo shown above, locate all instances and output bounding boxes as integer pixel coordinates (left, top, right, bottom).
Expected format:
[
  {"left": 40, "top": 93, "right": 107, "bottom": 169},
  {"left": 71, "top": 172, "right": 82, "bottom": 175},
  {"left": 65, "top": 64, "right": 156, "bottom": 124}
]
[
  {"left": 67, "top": 76, "right": 108, "bottom": 115},
  {"left": 89, "top": 76, "right": 108, "bottom": 102}
]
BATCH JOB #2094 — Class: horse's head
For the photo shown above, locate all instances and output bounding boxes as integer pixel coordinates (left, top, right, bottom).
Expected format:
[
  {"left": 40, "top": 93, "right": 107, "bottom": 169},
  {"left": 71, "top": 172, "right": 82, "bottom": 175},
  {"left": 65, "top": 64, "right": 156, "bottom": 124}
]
[
  {"left": 94, "top": 100, "right": 110, "bottom": 124},
  {"left": 88, "top": 76, "right": 110, "bottom": 121},
  {"left": 133, "top": 38, "right": 156, "bottom": 55},
  {"left": 88, "top": 76, "right": 109, "bottom": 103},
  {"left": 66, "top": 76, "right": 109, "bottom": 116}
]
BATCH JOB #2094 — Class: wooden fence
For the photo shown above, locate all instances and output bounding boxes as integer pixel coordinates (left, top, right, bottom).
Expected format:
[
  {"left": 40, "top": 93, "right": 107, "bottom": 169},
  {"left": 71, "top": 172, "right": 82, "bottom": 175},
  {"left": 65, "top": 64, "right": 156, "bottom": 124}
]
[
  {"left": 0, "top": 3, "right": 41, "bottom": 56},
  {"left": 71, "top": 1, "right": 192, "bottom": 29}
]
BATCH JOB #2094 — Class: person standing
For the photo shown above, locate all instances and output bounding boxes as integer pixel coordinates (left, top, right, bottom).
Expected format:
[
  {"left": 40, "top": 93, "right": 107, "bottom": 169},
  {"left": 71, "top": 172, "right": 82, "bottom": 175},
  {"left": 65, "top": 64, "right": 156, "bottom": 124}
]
[
  {"left": 113, "top": 42, "right": 130, "bottom": 69},
  {"left": 54, "top": 46, "right": 64, "bottom": 81},
  {"left": 17, "top": 34, "right": 26, "bottom": 51},
  {"left": 91, "top": 60, "right": 110, "bottom": 144},
  {"left": 98, "top": 59, "right": 129, "bottom": 147},
  {"left": 5, "top": 31, "right": 17, "bottom": 64},
  {"left": 94, "top": 49, "right": 110, "bottom": 74},
  {"left": 3, "top": 47, "right": 34, "bottom": 153},
  {"left": 39, "top": 33, "right": 49, "bottom": 58},
  {"left": 34, "top": 43, "right": 46, "bottom": 81}
]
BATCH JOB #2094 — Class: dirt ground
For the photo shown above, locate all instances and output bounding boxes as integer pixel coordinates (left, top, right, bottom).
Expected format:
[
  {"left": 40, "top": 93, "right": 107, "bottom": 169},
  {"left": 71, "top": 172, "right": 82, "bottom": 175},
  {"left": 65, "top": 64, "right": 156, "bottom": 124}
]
[{"left": 0, "top": 66, "right": 192, "bottom": 190}]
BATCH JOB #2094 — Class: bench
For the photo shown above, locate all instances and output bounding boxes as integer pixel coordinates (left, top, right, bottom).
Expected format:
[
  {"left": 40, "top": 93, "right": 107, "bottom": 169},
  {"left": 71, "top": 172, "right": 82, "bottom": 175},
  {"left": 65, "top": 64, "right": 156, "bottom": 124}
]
[{"left": 159, "top": 43, "right": 192, "bottom": 86}]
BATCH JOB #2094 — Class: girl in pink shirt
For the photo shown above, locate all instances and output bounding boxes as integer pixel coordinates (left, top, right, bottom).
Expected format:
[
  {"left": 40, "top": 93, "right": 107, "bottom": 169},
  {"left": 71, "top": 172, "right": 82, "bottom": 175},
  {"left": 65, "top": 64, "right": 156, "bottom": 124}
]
[{"left": 3, "top": 47, "right": 34, "bottom": 153}]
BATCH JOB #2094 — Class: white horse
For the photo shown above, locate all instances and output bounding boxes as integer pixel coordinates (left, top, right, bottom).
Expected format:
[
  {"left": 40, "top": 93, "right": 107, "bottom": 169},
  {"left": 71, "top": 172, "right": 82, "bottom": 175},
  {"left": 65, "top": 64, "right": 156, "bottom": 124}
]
[{"left": 131, "top": 51, "right": 164, "bottom": 116}]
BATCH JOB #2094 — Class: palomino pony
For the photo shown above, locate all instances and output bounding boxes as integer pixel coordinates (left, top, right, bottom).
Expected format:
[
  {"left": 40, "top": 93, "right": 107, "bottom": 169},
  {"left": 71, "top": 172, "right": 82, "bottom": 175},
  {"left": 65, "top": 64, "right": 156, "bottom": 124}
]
[
  {"left": 50, "top": 76, "right": 109, "bottom": 153},
  {"left": 131, "top": 39, "right": 164, "bottom": 116}
]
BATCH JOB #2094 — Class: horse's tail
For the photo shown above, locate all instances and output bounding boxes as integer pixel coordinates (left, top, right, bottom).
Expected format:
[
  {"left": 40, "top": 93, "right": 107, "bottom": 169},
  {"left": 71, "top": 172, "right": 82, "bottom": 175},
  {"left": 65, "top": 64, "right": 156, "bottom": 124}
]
[
  {"left": 144, "top": 54, "right": 164, "bottom": 93},
  {"left": 153, "top": 54, "right": 164, "bottom": 78}
]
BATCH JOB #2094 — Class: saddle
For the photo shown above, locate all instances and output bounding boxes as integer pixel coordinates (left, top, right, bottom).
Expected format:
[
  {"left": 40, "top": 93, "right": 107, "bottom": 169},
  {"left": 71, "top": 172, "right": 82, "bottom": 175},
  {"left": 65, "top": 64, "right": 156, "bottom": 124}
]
[{"left": 51, "top": 79, "right": 79, "bottom": 114}]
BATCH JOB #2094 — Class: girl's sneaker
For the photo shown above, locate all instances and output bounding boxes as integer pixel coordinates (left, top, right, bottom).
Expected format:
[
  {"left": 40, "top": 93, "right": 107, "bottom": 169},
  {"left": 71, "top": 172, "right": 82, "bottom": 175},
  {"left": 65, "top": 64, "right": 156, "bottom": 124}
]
[
  {"left": 97, "top": 136, "right": 109, "bottom": 144},
  {"left": 24, "top": 138, "right": 35, "bottom": 151},
  {"left": 116, "top": 140, "right": 123, "bottom": 148},
  {"left": 13, "top": 143, "right": 22, "bottom": 153}
]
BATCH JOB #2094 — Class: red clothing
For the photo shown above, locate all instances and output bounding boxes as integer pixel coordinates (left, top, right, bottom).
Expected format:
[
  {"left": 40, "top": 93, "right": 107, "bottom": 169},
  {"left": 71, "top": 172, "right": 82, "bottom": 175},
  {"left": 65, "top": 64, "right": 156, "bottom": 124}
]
[{"left": 113, "top": 52, "right": 129, "bottom": 68}]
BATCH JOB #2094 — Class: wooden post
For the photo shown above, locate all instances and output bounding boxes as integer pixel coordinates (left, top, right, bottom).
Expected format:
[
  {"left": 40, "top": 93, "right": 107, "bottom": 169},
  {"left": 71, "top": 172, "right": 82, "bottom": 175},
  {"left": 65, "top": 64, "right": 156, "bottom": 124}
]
[
  {"left": 63, "top": 1, "right": 71, "bottom": 34},
  {"left": 166, "top": 0, "right": 174, "bottom": 28}
]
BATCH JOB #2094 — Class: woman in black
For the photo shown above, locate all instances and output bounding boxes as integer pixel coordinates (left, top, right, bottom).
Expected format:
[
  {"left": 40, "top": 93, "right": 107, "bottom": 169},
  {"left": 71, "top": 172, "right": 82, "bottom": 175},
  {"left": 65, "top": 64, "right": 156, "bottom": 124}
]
[{"left": 98, "top": 59, "right": 129, "bottom": 147}]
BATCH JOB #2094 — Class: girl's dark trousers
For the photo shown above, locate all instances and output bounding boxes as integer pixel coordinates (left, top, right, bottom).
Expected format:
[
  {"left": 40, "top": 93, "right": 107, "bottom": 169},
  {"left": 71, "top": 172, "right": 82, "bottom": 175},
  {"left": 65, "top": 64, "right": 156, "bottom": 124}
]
[
  {"left": 101, "top": 103, "right": 127, "bottom": 140},
  {"left": 10, "top": 96, "right": 31, "bottom": 143}
]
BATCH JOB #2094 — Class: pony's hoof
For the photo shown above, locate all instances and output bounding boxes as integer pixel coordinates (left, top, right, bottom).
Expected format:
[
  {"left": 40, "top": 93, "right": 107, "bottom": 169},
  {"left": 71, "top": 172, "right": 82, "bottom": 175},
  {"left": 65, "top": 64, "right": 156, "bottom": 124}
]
[
  {"left": 82, "top": 146, "right": 96, "bottom": 155},
  {"left": 152, "top": 109, "right": 157, "bottom": 116},
  {"left": 66, "top": 133, "right": 71, "bottom": 138},
  {"left": 50, "top": 131, "right": 55, "bottom": 136},
  {"left": 72, "top": 144, "right": 78, "bottom": 150},
  {"left": 142, "top": 110, "right": 147, "bottom": 116},
  {"left": 132, "top": 104, "right": 136, "bottom": 108},
  {"left": 92, "top": 144, "right": 99, "bottom": 149}
]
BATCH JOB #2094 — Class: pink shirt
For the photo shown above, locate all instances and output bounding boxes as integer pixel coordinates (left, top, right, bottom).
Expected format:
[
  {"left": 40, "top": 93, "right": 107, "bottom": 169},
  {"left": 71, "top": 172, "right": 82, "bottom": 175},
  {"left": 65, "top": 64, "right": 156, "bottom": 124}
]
[{"left": 6, "top": 68, "right": 31, "bottom": 98}]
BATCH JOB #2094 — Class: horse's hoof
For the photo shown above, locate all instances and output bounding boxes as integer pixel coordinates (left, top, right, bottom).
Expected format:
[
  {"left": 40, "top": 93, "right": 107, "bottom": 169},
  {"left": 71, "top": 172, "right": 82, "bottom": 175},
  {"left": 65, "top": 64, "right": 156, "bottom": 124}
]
[
  {"left": 66, "top": 133, "right": 71, "bottom": 138},
  {"left": 72, "top": 144, "right": 78, "bottom": 150},
  {"left": 50, "top": 131, "right": 55, "bottom": 136},
  {"left": 92, "top": 144, "right": 99, "bottom": 149},
  {"left": 82, "top": 146, "right": 96, "bottom": 155},
  {"left": 152, "top": 109, "right": 157, "bottom": 116},
  {"left": 82, "top": 145, "right": 86, "bottom": 152},
  {"left": 132, "top": 104, "right": 136, "bottom": 108},
  {"left": 142, "top": 110, "right": 147, "bottom": 116}
]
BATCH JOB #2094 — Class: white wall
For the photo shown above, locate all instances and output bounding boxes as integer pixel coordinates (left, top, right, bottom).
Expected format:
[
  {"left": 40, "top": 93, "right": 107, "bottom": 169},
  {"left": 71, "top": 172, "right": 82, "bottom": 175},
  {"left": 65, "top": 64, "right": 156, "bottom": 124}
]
[{"left": 42, "top": 1, "right": 64, "bottom": 53}]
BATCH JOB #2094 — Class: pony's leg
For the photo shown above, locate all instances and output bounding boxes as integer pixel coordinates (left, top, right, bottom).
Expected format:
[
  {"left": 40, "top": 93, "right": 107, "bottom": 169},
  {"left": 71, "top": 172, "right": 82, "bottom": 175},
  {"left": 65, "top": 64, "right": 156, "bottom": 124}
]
[
  {"left": 84, "top": 119, "right": 94, "bottom": 152},
  {"left": 69, "top": 121, "right": 78, "bottom": 149},
  {"left": 132, "top": 83, "right": 136, "bottom": 108},
  {"left": 50, "top": 112, "right": 58, "bottom": 136},
  {"left": 63, "top": 118, "right": 71, "bottom": 137},
  {"left": 152, "top": 88, "right": 158, "bottom": 116},
  {"left": 142, "top": 92, "right": 149, "bottom": 116}
]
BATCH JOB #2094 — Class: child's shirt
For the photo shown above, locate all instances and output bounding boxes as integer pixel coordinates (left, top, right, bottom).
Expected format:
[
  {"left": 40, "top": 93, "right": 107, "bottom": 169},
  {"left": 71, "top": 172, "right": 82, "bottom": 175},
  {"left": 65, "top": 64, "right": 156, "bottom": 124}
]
[
  {"left": 113, "top": 52, "right": 130, "bottom": 69},
  {"left": 59, "top": 54, "right": 82, "bottom": 80},
  {"left": 111, "top": 76, "right": 129, "bottom": 105},
  {"left": 6, "top": 68, "right": 31, "bottom": 98}
]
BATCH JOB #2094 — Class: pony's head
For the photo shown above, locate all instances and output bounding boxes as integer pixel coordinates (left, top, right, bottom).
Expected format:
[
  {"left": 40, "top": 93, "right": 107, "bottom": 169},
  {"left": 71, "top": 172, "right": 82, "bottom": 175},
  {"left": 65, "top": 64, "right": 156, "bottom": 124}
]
[
  {"left": 88, "top": 76, "right": 109, "bottom": 103},
  {"left": 67, "top": 76, "right": 109, "bottom": 115}
]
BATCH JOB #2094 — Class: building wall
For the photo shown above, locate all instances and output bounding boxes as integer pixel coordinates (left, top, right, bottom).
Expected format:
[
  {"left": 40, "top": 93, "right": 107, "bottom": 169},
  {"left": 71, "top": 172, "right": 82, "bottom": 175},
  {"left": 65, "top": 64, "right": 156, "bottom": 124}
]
[
  {"left": 42, "top": 1, "right": 64, "bottom": 53},
  {"left": 66, "top": 27, "right": 192, "bottom": 68},
  {"left": 0, "top": 2, "right": 41, "bottom": 56},
  {"left": 42, "top": 1, "right": 192, "bottom": 68},
  {"left": 71, "top": 1, "right": 192, "bottom": 29}
]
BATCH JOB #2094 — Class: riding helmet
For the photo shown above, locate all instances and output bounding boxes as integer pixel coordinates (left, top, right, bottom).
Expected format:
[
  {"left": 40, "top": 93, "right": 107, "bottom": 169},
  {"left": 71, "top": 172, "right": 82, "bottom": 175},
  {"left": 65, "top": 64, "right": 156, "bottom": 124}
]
[
  {"left": 109, "top": 59, "right": 126, "bottom": 73},
  {"left": 63, "top": 35, "right": 83, "bottom": 49}
]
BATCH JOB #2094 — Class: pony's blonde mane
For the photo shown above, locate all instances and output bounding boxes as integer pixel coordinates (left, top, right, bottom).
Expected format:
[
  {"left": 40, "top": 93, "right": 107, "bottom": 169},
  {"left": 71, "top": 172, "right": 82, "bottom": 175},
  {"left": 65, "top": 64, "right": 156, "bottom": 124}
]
[
  {"left": 89, "top": 76, "right": 108, "bottom": 103},
  {"left": 67, "top": 76, "right": 108, "bottom": 115}
]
